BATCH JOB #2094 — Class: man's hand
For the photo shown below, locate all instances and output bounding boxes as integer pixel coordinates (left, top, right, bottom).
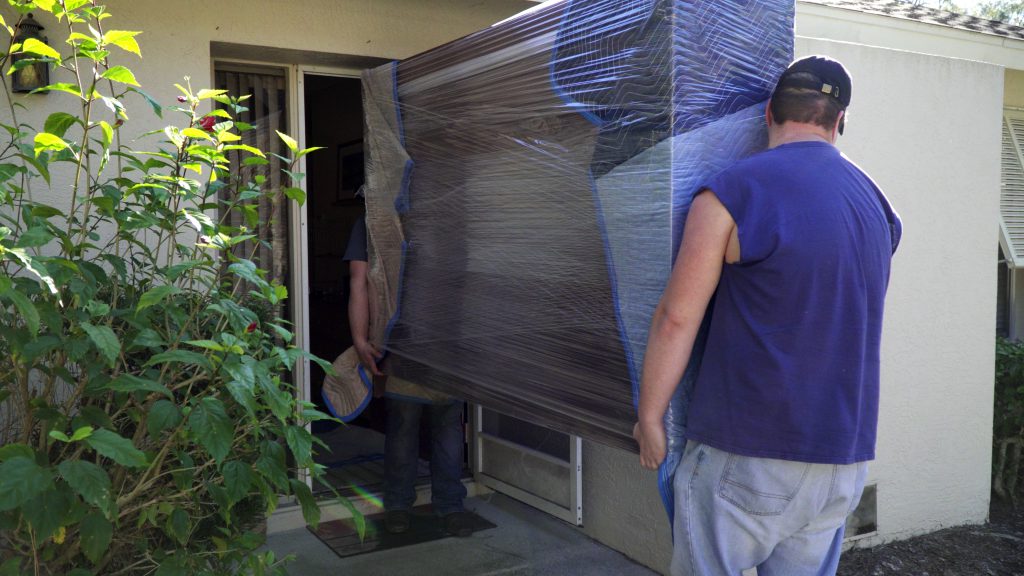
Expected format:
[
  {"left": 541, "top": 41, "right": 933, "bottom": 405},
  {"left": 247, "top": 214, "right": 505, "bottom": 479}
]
[
  {"left": 634, "top": 419, "right": 667, "bottom": 470},
  {"left": 354, "top": 339, "right": 383, "bottom": 376}
]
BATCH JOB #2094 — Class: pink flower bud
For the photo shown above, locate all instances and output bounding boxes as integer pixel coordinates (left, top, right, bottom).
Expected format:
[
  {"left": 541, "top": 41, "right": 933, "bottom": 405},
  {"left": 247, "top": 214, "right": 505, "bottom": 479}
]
[{"left": 177, "top": 95, "right": 187, "bottom": 103}]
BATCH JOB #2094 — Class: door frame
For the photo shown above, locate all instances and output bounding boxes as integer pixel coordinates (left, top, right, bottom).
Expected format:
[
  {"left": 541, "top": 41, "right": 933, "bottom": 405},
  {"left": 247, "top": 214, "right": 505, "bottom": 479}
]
[{"left": 294, "top": 65, "right": 367, "bottom": 488}]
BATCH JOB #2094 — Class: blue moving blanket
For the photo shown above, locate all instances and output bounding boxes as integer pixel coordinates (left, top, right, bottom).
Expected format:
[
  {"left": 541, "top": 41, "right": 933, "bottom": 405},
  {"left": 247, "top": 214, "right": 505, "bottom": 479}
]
[{"left": 361, "top": 0, "right": 793, "bottom": 520}]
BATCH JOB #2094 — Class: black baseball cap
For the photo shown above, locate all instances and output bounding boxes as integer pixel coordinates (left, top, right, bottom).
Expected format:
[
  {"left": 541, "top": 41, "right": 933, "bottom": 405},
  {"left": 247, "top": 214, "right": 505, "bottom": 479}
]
[{"left": 774, "top": 55, "right": 852, "bottom": 117}]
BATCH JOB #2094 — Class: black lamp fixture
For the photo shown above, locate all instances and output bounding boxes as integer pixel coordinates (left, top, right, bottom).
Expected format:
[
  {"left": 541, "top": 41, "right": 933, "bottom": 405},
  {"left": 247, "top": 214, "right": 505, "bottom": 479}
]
[{"left": 11, "top": 13, "right": 49, "bottom": 93}]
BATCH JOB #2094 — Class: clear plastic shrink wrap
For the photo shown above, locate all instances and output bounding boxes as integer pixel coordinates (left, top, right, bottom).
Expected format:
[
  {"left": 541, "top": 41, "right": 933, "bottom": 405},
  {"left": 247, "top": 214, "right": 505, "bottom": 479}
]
[{"left": 361, "top": 0, "right": 793, "bottom": 514}]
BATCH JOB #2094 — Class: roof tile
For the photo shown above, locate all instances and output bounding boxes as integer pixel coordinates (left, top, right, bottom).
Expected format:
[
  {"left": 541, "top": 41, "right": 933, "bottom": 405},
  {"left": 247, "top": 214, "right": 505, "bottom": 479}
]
[{"left": 802, "top": 0, "right": 1024, "bottom": 40}]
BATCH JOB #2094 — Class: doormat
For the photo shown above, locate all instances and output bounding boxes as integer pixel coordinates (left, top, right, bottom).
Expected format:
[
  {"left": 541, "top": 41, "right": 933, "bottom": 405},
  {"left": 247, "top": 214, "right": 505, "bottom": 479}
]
[{"left": 309, "top": 505, "right": 496, "bottom": 558}]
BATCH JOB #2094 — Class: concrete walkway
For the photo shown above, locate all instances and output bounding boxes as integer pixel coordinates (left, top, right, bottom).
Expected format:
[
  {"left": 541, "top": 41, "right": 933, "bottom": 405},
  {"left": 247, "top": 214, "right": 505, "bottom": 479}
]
[{"left": 267, "top": 492, "right": 661, "bottom": 576}]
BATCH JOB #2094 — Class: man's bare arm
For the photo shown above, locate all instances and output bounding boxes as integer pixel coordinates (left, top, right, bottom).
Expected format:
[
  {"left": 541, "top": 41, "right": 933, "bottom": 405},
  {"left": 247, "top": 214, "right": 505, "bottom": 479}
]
[
  {"left": 349, "top": 259, "right": 383, "bottom": 375},
  {"left": 634, "top": 190, "right": 735, "bottom": 470}
]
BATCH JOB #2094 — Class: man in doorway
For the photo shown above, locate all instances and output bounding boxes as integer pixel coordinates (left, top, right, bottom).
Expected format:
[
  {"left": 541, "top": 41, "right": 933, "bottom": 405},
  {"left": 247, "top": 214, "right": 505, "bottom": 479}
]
[
  {"left": 345, "top": 215, "right": 473, "bottom": 538},
  {"left": 634, "top": 56, "right": 901, "bottom": 575}
]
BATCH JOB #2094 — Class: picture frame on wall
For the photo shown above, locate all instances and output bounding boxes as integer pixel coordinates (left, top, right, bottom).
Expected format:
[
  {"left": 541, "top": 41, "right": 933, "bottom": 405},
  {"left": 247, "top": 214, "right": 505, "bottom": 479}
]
[{"left": 336, "top": 140, "right": 365, "bottom": 204}]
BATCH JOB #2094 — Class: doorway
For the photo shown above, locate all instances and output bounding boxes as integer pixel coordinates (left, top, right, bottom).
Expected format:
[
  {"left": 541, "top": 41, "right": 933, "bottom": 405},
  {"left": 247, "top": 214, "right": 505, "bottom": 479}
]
[
  {"left": 302, "top": 72, "right": 472, "bottom": 500},
  {"left": 301, "top": 72, "right": 382, "bottom": 495}
]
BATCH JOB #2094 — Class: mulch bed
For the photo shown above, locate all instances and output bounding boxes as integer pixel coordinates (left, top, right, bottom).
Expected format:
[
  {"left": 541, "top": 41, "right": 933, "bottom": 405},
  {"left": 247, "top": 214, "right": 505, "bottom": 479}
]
[{"left": 837, "top": 497, "right": 1024, "bottom": 576}]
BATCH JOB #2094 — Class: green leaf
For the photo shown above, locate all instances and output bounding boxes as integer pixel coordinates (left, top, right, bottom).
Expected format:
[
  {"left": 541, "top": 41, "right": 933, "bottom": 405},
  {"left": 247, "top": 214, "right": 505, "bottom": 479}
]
[
  {"left": 337, "top": 495, "right": 366, "bottom": 540},
  {"left": 243, "top": 156, "right": 269, "bottom": 167},
  {"left": 276, "top": 130, "right": 298, "bottom": 153},
  {"left": 76, "top": 406, "right": 113, "bottom": 430},
  {"left": 285, "top": 425, "right": 313, "bottom": 467},
  {"left": 0, "top": 444, "right": 33, "bottom": 462},
  {"left": 147, "top": 400, "right": 182, "bottom": 439},
  {"left": 284, "top": 187, "right": 306, "bottom": 206},
  {"left": 136, "top": 284, "right": 181, "bottom": 312},
  {"left": 0, "top": 164, "right": 19, "bottom": 183},
  {"left": 80, "top": 512, "right": 112, "bottom": 564},
  {"left": 146, "top": 349, "right": 213, "bottom": 372},
  {"left": 166, "top": 508, "right": 190, "bottom": 545},
  {"left": 127, "top": 87, "right": 162, "bottom": 118},
  {"left": 69, "top": 426, "right": 94, "bottom": 441},
  {"left": 197, "top": 88, "right": 228, "bottom": 100},
  {"left": 228, "top": 259, "right": 264, "bottom": 287},
  {"left": 289, "top": 479, "right": 320, "bottom": 528},
  {"left": 102, "top": 30, "right": 141, "bottom": 56},
  {"left": 254, "top": 441, "right": 288, "bottom": 489},
  {"left": 16, "top": 225, "right": 54, "bottom": 248},
  {"left": 185, "top": 339, "right": 225, "bottom": 352},
  {"left": 29, "top": 0, "right": 56, "bottom": 11},
  {"left": 98, "top": 120, "right": 113, "bottom": 149},
  {"left": 154, "top": 555, "right": 188, "bottom": 576},
  {"left": 6, "top": 248, "right": 56, "bottom": 294},
  {"left": 44, "top": 112, "right": 78, "bottom": 138},
  {"left": 0, "top": 457, "right": 53, "bottom": 511},
  {"left": 181, "top": 127, "right": 210, "bottom": 140},
  {"left": 100, "top": 65, "right": 139, "bottom": 86},
  {"left": 188, "top": 397, "right": 232, "bottom": 463},
  {"left": 205, "top": 108, "right": 232, "bottom": 119},
  {"left": 30, "top": 82, "right": 81, "bottom": 97},
  {"left": 295, "top": 146, "right": 325, "bottom": 160},
  {"left": 21, "top": 37, "right": 59, "bottom": 60},
  {"left": 84, "top": 300, "right": 110, "bottom": 317},
  {"left": 222, "top": 144, "right": 265, "bottom": 158},
  {"left": 23, "top": 488, "right": 71, "bottom": 541},
  {"left": 59, "top": 460, "right": 113, "bottom": 515},
  {"left": 33, "top": 132, "right": 69, "bottom": 157},
  {"left": 48, "top": 425, "right": 92, "bottom": 443},
  {"left": 3, "top": 288, "right": 39, "bottom": 335},
  {"left": 105, "top": 374, "right": 171, "bottom": 399},
  {"left": 81, "top": 322, "right": 121, "bottom": 368},
  {"left": 0, "top": 559, "right": 23, "bottom": 576},
  {"left": 222, "top": 461, "right": 253, "bottom": 505},
  {"left": 131, "top": 329, "right": 165, "bottom": 350},
  {"left": 86, "top": 429, "right": 147, "bottom": 468},
  {"left": 15, "top": 224, "right": 52, "bottom": 247}
]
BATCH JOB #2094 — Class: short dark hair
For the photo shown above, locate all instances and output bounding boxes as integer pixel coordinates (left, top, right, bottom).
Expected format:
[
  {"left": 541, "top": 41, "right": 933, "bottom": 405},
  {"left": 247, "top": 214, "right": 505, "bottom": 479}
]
[{"left": 769, "top": 72, "right": 844, "bottom": 132}]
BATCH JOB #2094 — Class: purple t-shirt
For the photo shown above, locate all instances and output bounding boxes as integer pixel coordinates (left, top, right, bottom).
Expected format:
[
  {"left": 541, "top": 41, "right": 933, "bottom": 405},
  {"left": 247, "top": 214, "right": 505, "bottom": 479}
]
[{"left": 685, "top": 141, "right": 901, "bottom": 464}]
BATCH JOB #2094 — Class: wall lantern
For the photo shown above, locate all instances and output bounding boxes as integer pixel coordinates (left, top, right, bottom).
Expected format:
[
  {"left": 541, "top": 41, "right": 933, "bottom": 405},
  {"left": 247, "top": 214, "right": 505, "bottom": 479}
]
[{"left": 11, "top": 14, "right": 49, "bottom": 93}]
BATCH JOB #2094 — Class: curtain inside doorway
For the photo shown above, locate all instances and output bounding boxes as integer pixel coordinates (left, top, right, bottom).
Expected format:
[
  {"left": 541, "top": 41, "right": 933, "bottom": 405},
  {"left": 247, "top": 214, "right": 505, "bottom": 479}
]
[{"left": 214, "top": 66, "right": 291, "bottom": 296}]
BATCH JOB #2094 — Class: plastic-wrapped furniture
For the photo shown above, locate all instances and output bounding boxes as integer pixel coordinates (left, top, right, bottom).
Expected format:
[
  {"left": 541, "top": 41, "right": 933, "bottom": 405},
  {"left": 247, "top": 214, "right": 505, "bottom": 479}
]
[{"left": 361, "top": 0, "right": 793, "bottom": 514}]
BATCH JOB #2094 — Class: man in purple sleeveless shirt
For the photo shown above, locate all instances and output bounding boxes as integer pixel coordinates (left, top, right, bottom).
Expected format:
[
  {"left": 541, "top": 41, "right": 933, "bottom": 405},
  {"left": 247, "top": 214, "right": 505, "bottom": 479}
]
[{"left": 635, "top": 56, "right": 901, "bottom": 575}]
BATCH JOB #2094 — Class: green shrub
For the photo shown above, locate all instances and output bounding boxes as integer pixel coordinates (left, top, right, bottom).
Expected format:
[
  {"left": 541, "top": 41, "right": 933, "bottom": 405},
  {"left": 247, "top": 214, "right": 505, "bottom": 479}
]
[
  {"left": 0, "top": 2, "right": 355, "bottom": 574},
  {"left": 993, "top": 337, "right": 1024, "bottom": 503}
]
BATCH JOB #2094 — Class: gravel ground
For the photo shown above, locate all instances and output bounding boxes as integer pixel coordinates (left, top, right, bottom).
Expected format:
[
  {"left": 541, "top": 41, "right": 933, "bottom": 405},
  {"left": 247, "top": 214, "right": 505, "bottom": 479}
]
[{"left": 837, "top": 497, "right": 1024, "bottom": 576}]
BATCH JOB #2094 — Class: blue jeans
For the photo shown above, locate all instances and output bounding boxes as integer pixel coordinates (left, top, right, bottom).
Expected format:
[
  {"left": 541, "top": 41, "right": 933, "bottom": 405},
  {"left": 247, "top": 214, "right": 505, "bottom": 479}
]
[
  {"left": 671, "top": 442, "right": 867, "bottom": 576},
  {"left": 383, "top": 398, "right": 467, "bottom": 516}
]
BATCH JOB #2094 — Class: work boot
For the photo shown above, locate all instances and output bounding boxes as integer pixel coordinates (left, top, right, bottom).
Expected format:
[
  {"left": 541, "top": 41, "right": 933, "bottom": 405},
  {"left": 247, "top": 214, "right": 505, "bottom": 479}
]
[
  {"left": 384, "top": 510, "right": 410, "bottom": 534},
  {"left": 442, "top": 511, "right": 474, "bottom": 538}
]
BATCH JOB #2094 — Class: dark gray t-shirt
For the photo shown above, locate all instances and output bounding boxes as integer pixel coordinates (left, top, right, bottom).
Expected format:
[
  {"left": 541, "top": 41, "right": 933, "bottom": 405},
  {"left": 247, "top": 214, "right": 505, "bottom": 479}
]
[{"left": 343, "top": 217, "right": 368, "bottom": 262}]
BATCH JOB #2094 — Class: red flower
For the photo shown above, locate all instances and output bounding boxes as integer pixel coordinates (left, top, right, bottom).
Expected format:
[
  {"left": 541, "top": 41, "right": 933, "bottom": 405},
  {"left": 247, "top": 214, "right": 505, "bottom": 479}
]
[
  {"left": 246, "top": 322, "right": 257, "bottom": 333},
  {"left": 198, "top": 116, "right": 216, "bottom": 131}
]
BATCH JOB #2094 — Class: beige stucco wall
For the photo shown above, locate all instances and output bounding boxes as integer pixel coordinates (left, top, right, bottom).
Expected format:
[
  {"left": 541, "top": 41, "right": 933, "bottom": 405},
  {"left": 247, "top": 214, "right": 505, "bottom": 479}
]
[
  {"left": 0, "top": 0, "right": 532, "bottom": 211},
  {"left": 815, "top": 36, "right": 1000, "bottom": 542},
  {"left": 796, "top": 1, "right": 1024, "bottom": 69},
  {"left": 578, "top": 38, "right": 1002, "bottom": 573},
  {"left": 1006, "top": 69, "right": 1024, "bottom": 109}
]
